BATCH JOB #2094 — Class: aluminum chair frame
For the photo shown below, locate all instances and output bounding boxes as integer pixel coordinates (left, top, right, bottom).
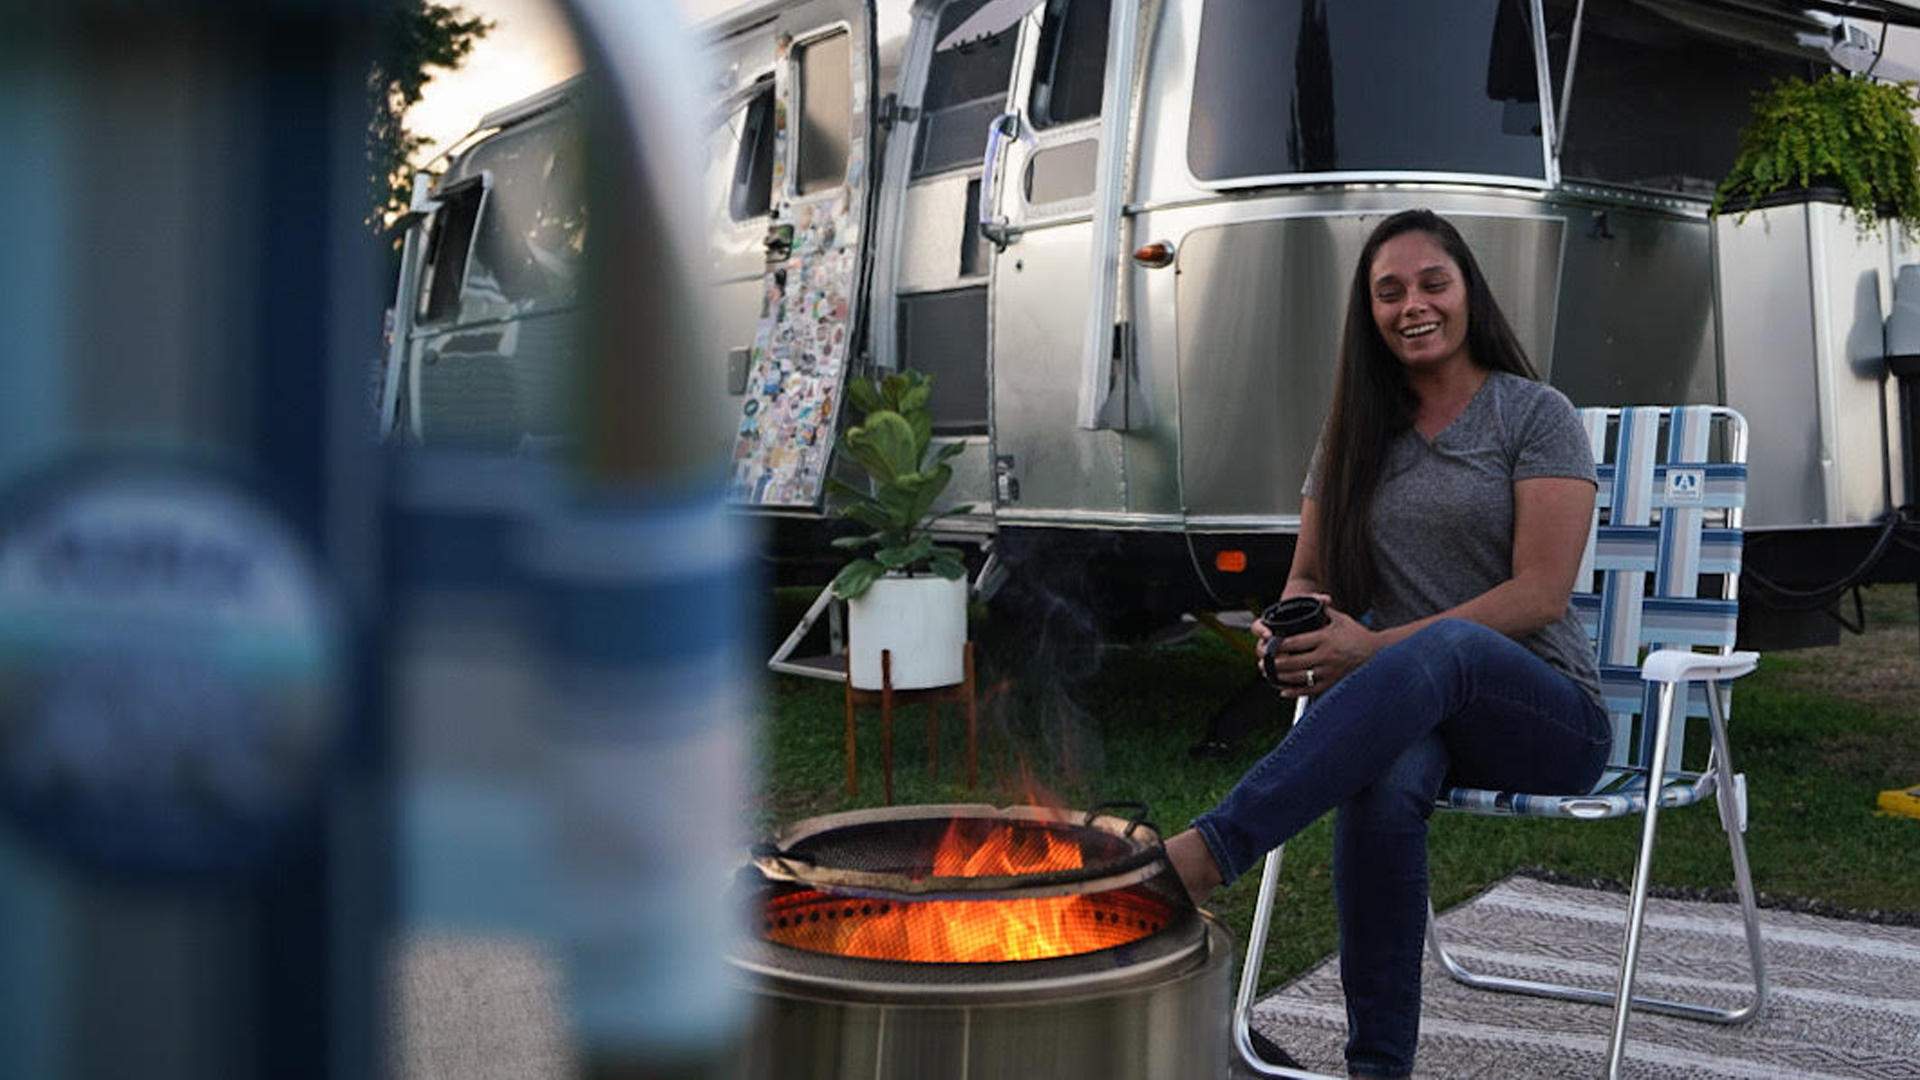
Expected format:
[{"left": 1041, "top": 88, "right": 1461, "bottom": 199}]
[
  {"left": 1232, "top": 406, "right": 1766, "bottom": 1080},
  {"left": 1232, "top": 696, "right": 1343, "bottom": 1080}
]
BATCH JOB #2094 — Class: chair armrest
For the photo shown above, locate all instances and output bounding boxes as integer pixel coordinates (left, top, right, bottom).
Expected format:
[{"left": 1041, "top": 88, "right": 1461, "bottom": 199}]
[{"left": 1641, "top": 648, "right": 1758, "bottom": 684}]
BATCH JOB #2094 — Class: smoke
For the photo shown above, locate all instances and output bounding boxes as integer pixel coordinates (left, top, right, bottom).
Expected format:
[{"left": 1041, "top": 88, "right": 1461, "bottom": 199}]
[{"left": 976, "top": 537, "right": 1130, "bottom": 804}]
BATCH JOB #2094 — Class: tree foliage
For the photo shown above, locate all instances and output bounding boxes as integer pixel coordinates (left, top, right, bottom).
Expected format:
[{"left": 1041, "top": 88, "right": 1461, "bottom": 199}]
[{"left": 367, "top": 0, "right": 493, "bottom": 232}]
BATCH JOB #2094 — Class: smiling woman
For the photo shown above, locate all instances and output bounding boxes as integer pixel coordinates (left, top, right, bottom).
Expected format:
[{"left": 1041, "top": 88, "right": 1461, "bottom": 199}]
[
  {"left": 1161, "top": 209, "right": 1605, "bottom": 1079},
  {"left": 1367, "top": 232, "right": 1472, "bottom": 381}
]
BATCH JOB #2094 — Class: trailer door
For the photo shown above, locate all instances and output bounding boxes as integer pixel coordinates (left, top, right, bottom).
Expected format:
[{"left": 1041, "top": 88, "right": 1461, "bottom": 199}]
[
  {"left": 979, "top": 0, "right": 1125, "bottom": 519},
  {"left": 711, "top": 0, "right": 876, "bottom": 508}
]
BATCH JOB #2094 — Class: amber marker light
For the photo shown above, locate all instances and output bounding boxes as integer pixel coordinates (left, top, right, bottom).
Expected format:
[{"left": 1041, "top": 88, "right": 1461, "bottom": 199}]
[
  {"left": 1132, "top": 240, "right": 1175, "bottom": 268},
  {"left": 1214, "top": 550, "right": 1247, "bottom": 573}
]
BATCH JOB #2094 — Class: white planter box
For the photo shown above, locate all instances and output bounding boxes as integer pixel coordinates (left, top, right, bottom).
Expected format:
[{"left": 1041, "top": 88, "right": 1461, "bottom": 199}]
[
  {"left": 846, "top": 574, "right": 967, "bottom": 690},
  {"left": 1715, "top": 198, "right": 1907, "bottom": 528}
]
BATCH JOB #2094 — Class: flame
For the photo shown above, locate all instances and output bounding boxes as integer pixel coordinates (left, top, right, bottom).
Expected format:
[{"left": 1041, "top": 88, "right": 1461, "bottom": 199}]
[
  {"left": 930, "top": 814, "right": 1081, "bottom": 877},
  {"left": 850, "top": 817, "right": 1093, "bottom": 962},
  {"left": 763, "top": 816, "right": 1164, "bottom": 964}
]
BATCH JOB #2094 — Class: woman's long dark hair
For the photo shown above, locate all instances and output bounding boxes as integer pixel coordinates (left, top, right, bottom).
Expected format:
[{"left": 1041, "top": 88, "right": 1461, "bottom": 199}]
[{"left": 1314, "top": 209, "right": 1539, "bottom": 615}]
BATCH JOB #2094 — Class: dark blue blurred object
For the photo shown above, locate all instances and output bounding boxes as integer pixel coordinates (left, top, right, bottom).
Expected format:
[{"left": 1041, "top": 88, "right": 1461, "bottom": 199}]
[{"left": 0, "top": 3, "right": 386, "bottom": 1078}]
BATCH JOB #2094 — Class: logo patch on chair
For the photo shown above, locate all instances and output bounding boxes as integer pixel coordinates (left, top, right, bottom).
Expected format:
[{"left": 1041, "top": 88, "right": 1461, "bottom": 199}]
[{"left": 1665, "top": 468, "right": 1704, "bottom": 505}]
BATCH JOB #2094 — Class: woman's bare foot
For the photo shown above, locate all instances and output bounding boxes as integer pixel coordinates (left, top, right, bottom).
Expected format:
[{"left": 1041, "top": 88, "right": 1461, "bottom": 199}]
[{"left": 1162, "top": 829, "right": 1224, "bottom": 908}]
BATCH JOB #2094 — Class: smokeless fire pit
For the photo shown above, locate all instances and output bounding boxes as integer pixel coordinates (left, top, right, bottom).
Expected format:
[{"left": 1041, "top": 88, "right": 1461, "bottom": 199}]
[{"left": 730, "top": 803, "right": 1229, "bottom": 1080}]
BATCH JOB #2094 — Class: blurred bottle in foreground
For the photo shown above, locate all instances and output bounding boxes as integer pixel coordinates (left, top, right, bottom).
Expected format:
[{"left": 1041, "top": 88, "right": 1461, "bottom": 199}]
[
  {"left": 0, "top": 1, "right": 751, "bottom": 1077},
  {"left": 0, "top": 2, "right": 386, "bottom": 1077}
]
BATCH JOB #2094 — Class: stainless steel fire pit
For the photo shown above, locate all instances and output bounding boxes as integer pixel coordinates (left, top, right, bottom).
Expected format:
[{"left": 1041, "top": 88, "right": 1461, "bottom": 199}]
[{"left": 730, "top": 804, "right": 1230, "bottom": 1080}]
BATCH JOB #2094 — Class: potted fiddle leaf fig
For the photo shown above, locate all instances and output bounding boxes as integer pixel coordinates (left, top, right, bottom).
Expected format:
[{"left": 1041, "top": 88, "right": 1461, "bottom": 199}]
[
  {"left": 827, "top": 369, "right": 972, "bottom": 690},
  {"left": 1713, "top": 71, "right": 1920, "bottom": 237}
]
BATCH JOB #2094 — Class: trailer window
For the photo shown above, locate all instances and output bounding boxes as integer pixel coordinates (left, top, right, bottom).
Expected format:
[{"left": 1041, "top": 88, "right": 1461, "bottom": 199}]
[
  {"left": 1547, "top": 0, "right": 1818, "bottom": 197},
  {"left": 1030, "top": 0, "right": 1110, "bottom": 129},
  {"left": 898, "top": 288, "right": 989, "bottom": 433},
  {"left": 459, "top": 112, "right": 588, "bottom": 310},
  {"left": 797, "top": 31, "right": 851, "bottom": 195},
  {"left": 417, "top": 179, "right": 483, "bottom": 323},
  {"left": 915, "top": 0, "right": 1020, "bottom": 178},
  {"left": 1025, "top": 139, "right": 1098, "bottom": 203},
  {"left": 730, "top": 78, "right": 777, "bottom": 220},
  {"left": 1188, "top": 0, "right": 1546, "bottom": 183}
]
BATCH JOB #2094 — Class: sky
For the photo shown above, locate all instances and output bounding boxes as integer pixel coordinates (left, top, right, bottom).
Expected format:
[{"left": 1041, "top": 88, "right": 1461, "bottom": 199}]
[{"left": 410, "top": 0, "right": 745, "bottom": 167}]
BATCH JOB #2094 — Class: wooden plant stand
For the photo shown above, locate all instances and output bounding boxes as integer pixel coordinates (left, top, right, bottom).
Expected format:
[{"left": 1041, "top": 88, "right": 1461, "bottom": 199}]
[{"left": 843, "top": 641, "right": 977, "bottom": 804}]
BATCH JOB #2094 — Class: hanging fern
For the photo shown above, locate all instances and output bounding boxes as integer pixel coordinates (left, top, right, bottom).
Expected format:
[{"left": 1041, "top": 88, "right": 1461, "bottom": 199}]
[{"left": 1713, "top": 72, "right": 1920, "bottom": 237}]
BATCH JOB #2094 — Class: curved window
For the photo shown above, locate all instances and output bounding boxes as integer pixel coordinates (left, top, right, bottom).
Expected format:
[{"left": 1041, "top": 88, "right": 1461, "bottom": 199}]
[
  {"left": 1188, "top": 0, "right": 1546, "bottom": 183},
  {"left": 417, "top": 178, "right": 482, "bottom": 323},
  {"left": 459, "top": 111, "right": 588, "bottom": 310},
  {"left": 729, "top": 79, "right": 776, "bottom": 220},
  {"left": 1547, "top": 0, "right": 1818, "bottom": 198},
  {"left": 1029, "top": 0, "right": 1111, "bottom": 129},
  {"left": 914, "top": 0, "right": 1019, "bottom": 178},
  {"left": 797, "top": 31, "right": 851, "bottom": 195}
]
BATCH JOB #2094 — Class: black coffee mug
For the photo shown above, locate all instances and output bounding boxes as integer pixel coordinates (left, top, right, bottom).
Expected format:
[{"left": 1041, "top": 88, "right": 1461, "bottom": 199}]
[{"left": 1258, "top": 596, "right": 1330, "bottom": 688}]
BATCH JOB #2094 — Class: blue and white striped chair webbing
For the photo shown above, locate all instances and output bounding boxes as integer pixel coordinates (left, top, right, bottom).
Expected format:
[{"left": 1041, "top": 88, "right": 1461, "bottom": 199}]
[
  {"left": 1443, "top": 405, "right": 1748, "bottom": 820},
  {"left": 1645, "top": 406, "right": 1714, "bottom": 767},
  {"left": 1596, "top": 406, "right": 1659, "bottom": 765}
]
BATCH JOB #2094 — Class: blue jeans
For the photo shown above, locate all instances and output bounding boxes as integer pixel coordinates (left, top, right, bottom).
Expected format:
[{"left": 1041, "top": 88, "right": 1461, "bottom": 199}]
[{"left": 1192, "top": 619, "right": 1609, "bottom": 1078}]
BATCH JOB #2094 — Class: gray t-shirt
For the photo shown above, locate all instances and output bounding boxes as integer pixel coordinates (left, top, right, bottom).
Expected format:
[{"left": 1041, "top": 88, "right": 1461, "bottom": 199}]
[{"left": 1305, "top": 372, "right": 1601, "bottom": 707}]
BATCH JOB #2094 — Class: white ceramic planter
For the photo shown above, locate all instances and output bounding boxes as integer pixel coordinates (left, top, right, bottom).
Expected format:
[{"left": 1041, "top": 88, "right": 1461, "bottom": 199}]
[{"left": 846, "top": 573, "right": 967, "bottom": 690}]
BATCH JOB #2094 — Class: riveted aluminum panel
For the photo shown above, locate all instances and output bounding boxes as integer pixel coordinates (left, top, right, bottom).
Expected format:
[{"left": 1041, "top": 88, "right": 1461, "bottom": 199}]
[
  {"left": 991, "top": 226, "right": 1125, "bottom": 513},
  {"left": 1172, "top": 208, "right": 1562, "bottom": 520},
  {"left": 1548, "top": 202, "right": 1717, "bottom": 409},
  {"left": 1715, "top": 207, "right": 1822, "bottom": 529},
  {"left": 1716, "top": 199, "right": 1903, "bottom": 528},
  {"left": 1172, "top": 216, "right": 1342, "bottom": 521}
]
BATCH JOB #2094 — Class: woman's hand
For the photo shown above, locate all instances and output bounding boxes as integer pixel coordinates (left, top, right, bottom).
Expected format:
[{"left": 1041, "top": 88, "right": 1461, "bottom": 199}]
[{"left": 1255, "top": 597, "right": 1380, "bottom": 698}]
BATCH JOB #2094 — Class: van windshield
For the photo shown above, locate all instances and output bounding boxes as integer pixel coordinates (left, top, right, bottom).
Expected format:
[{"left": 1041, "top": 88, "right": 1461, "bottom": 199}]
[
  {"left": 1188, "top": 0, "right": 1545, "bottom": 183},
  {"left": 457, "top": 110, "right": 587, "bottom": 311}
]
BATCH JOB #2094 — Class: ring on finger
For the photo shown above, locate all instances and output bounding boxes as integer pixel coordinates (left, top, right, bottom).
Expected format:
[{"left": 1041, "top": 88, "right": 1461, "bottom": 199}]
[{"left": 1305, "top": 667, "right": 1317, "bottom": 689}]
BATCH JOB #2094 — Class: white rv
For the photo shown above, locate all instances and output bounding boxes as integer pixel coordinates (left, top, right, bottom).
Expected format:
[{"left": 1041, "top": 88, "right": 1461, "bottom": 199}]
[{"left": 385, "top": 0, "right": 1920, "bottom": 645}]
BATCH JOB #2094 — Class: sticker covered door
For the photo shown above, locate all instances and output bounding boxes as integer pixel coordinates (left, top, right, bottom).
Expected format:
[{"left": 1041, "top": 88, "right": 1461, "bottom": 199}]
[{"left": 716, "top": 0, "right": 876, "bottom": 508}]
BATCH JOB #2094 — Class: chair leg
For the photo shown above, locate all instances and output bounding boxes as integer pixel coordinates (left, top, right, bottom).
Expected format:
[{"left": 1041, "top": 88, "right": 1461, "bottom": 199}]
[
  {"left": 1604, "top": 681, "right": 1682, "bottom": 1079},
  {"left": 1703, "top": 678, "right": 1769, "bottom": 1020},
  {"left": 1231, "top": 847, "right": 1341, "bottom": 1079},
  {"left": 1428, "top": 901, "right": 1638, "bottom": 1009},
  {"left": 1427, "top": 828, "right": 1767, "bottom": 1019},
  {"left": 1231, "top": 699, "right": 1335, "bottom": 1079},
  {"left": 1424, "top": 679, "right": 1766, "bottom": 1077}
]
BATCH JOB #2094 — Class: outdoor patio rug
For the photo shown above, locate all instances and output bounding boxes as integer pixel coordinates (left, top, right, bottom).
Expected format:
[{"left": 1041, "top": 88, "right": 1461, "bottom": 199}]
[{"left": 1248, "top": 873, "right": 1920, "bottom": 1079}]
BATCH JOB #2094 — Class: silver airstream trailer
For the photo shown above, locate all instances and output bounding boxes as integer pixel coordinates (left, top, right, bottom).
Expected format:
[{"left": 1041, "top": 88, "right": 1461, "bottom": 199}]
[{"left": 385, "top": 0, "right": 1920, "bottom": 646}]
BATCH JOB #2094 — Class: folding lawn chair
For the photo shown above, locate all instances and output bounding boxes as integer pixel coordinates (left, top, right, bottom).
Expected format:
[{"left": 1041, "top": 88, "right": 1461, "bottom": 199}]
[{"left": 1233, "top": 405, "right": 1764, "bottom": 1080}]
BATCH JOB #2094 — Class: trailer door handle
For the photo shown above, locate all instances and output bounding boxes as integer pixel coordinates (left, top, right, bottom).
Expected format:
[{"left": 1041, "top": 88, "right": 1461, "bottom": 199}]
[{"left": 978, "top": 111, "right": 1022, "bottom": 251}]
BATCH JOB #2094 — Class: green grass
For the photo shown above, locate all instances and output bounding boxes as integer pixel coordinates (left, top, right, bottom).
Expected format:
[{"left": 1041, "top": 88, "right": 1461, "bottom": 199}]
[{"left": 751, "top": 585, "right": 1920, "bottom": 993}]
